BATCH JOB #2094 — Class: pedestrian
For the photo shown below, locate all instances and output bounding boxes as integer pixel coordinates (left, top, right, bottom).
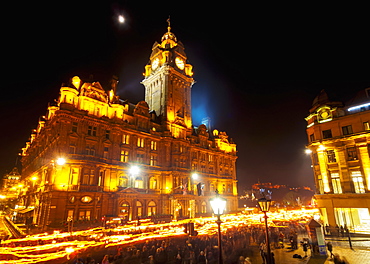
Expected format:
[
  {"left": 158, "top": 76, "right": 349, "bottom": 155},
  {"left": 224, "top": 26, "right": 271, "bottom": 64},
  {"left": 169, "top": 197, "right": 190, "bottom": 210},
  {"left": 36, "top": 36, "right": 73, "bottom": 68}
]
[
  {"left": 325, "top": 224, "right": 330, "bottom": 235},
  {"left": 302, "top": 241, "right": 309, "bottom": 257},
  {"left": 260, "top": 242, "right": 266, "bottom": 264},
  {"left": 197, "top": 251, "right": 206, "bottom": 264},
  {"left": 326, "top": 242, "right": 334, "bottom": 258},
  {"left": 335, "top": 225, "right": 340, "bottom": 236},
  {"left": 101, "top": 255, "right": 109, "bottom": 264},
  {"left": 340, "top": 226, "right": 344, "bottom": 237}
]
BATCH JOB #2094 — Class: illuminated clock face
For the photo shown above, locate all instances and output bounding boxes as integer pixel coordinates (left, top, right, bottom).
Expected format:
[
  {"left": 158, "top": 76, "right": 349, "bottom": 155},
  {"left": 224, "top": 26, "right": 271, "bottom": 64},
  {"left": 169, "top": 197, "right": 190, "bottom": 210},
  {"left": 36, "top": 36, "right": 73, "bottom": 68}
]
[
  {"left": 319, "top": 110, "right": 330, "bottom": 119},
  {"left": 175, "top": 57, "right": 185, "bottom": 70},
  {"left": 151, "top": 58, "right": 159, "bottom": 70}
]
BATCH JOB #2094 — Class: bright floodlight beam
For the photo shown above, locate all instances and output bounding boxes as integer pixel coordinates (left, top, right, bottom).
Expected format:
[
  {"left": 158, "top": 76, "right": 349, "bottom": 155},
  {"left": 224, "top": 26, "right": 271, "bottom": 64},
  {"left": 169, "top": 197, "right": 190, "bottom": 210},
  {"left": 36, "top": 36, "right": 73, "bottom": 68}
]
[{"left": 56, "top": 157, "right": 66, "bottom": 166}]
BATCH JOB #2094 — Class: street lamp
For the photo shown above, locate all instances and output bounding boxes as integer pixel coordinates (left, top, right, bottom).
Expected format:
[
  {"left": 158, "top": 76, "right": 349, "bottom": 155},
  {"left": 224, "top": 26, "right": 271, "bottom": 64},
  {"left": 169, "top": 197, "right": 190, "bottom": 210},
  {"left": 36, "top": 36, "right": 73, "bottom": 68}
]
[
  {"left": 258, "top": 198, "right": 272, "bottom": 264},
  {"left": 210, "top": 190, "right": 227, "bottom": 264}
]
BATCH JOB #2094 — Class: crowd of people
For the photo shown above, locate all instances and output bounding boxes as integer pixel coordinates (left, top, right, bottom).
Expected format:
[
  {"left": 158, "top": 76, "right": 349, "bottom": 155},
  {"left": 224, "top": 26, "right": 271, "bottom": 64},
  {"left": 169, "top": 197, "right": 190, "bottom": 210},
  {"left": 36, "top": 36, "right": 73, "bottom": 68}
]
[{"left": 70, "top": 220, "right": 308, "bottom": 264}]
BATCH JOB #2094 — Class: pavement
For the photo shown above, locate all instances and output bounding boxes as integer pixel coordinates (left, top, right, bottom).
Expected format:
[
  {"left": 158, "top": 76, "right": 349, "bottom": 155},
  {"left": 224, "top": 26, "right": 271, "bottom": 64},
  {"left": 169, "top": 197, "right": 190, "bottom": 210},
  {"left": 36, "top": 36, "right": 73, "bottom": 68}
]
[{"left": 247, "top": 235, "right": 370, "bottom": 264}]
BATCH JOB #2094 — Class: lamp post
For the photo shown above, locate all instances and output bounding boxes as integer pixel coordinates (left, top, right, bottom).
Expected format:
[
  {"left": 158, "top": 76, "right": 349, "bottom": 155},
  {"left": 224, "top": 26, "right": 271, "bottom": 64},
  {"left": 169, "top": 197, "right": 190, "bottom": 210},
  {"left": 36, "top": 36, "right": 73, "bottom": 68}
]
[
  {"left": 258, "top": 197, "right": 272, "bottom": 264},
  {"left": 210, "top": 190, "right": 227, "bottom": 264}
]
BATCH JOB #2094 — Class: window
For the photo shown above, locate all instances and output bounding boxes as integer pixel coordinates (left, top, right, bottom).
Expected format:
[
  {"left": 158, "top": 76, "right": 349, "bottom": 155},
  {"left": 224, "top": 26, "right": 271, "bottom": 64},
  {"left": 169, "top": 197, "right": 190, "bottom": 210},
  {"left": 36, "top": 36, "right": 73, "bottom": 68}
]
[
  {"left": 119, "top": 176, "right": 128, "bottom": 187},
  {"left": 331, "top": 173, "right": 342, "bottom": 194},
  {"left": 69, "top": 144, "right": 76, "bottom": 154},
  {"left": 317, "top": 175, "right": 324, "bottom": 194},
  {"left": 79, "top": 210, "right": 91, "bottom": 220},
  {"left": 87, "top": 126, "right": 97, "bottom": 136},
  {"left": 201, "top": 201, "right": 207, "bottom": 214},
  {"left": 309, "top": 133, "right": 315, "bottom": 142},
  {"left": 98, "top": 171, "right": 104, "bottom": 186},
  {"left": 364, "top": 122, "right": 370, "bottom": 131},
  {"left": 86, "top": 145, "right": 95, "bottom": 156},
  {"left": 105, "top": 130, "right": 110, "bottom": 139},
  {"left": 122, "top": 134, "right": 130, "bottom": 144},
  {"left": 67, "top": 210, "right": 74, "bottom": 220},
  {"left": 72, "top": 122, "right": 78, "bottom": 133},
  {"left": 347, "top": 147, "right": 358, "bottom": 161},
  {"left": 120, "top": 150, "right": 129, "bottom": 162},
  {"left": 148, "top": 201, "right": 156, "bottom": 216},
  {"left": 351, "top": 171, "right": 365, "bottom": 194},
  {"left": 103, "top": 147, "right": 109, "bottom": 159},
  {"left": 136, "top": 201, "right": 143, "bottom": 217},
  {"left": 137, "top": 153, "right": 145, "bottom": 163},
  {"left": 322, "top": 129, "right": 332, "bottom": 139},
  {"left": 342, "top": 125, "right": 353, "bottom": 135},
  {"left": 120, "top": 202, "right": 130, "bottom": 218},
  {"left": 327, "top": 150, "right": 337, "bottom": 163},
  {"left": 149, "top": 177, "right": 157, "bottom": 189},
  {"left": 151, "top": 141, "right": 157, "bottom": 150},
  {"left": 137, "top": 138, "right": 144, "bottom": 148},
  {"left": 134, "top": 177, "right": 144, "bottom": 188},
  {"left": 82, "top": 169, "right": 95, "bottom": 185},
  {"left": 150, "top": 155, "right": 157, "bottom": 166}
]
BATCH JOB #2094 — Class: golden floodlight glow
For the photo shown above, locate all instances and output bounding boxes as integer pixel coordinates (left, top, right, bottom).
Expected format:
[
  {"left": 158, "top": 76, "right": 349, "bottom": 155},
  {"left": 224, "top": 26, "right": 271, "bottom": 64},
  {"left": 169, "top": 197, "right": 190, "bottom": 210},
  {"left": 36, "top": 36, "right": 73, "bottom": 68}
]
[{"left": 56, "top": 157, "right": 66, "bottom": 166}]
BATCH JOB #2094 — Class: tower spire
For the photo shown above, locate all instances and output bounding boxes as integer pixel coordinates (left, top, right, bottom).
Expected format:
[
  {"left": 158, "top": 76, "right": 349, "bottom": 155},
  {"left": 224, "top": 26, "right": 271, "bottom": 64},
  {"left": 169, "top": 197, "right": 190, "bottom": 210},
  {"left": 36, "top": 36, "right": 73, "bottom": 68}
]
[{"left": 167, "top": 16, "right": 171, "bottom": 32}]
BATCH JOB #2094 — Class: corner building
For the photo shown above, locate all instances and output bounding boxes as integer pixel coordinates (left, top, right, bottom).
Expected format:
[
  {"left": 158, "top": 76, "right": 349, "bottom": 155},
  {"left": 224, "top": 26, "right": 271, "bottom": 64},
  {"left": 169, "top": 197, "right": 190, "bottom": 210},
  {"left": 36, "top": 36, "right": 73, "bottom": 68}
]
[
  {"left": 21, "top": 26, "right": 238, "bottom": 229},
  {"left": 305, "top": 89, "right": 370, "bottom": 232}
]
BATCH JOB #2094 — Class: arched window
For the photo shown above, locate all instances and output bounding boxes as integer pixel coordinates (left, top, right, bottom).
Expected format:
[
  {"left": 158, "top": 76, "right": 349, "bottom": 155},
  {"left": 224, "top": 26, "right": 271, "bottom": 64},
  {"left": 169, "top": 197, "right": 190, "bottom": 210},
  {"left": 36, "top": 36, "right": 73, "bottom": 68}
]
[
  {"left": 201, "top": 201, "right": 207, "bottom": 214},
  {"left": 119, "top": 176, "right": 128, "bottom": 187},
  {"left": 120, "top": 201, "right": 130, "bottom": 220},
  {"left": 148, "top": 201, "right": 156, "bottom": 216},
  {"left": 149, "top": 177, "right": 157, "bottom": 189},
  {"left": 136, "top": 200, "right": 143, "bottom": 217},
  {"left": 134, "top": 177, "right": 144, "bottom": 189}
]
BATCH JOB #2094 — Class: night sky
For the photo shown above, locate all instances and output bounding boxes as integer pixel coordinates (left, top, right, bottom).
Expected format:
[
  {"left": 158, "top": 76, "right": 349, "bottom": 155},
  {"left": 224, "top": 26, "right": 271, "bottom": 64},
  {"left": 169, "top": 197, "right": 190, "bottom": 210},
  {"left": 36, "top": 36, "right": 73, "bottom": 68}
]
[{"left": 2, "top": 2, "right": 370, "bottom": 191}]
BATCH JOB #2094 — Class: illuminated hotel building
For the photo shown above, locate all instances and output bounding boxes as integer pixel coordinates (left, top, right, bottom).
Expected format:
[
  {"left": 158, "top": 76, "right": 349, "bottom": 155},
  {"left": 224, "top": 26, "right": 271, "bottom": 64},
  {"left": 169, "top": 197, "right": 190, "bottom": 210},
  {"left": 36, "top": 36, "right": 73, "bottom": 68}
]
[
  {"left": 20, "top": 25, "right": 238, "bottom": 229},
  {"left": 305, "top": 89, "right": 370, "bottom": 231}
]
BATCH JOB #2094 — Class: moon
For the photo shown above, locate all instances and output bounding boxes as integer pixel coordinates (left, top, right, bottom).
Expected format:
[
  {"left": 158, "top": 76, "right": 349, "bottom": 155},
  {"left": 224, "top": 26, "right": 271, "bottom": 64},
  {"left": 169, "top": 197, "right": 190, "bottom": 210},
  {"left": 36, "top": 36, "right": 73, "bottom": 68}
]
[{"left": 118, "top": 15, "right": 125, "bottom": 23}]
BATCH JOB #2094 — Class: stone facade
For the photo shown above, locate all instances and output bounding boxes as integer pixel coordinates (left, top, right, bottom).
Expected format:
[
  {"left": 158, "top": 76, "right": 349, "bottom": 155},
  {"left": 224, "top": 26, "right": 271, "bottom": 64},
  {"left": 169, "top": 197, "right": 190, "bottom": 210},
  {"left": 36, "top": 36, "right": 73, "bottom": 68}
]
[
  {"left": 20, "top": 26, "right": 238, "bottom": 229},
  {"left": 305, "top": 89, "right": 370, "bottom": 231}
]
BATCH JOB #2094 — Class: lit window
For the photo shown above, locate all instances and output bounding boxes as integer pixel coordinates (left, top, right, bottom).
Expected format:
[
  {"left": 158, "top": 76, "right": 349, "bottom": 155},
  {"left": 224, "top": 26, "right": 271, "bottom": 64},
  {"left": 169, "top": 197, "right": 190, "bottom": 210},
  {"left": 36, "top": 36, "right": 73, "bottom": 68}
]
[
  {"left": 201, "top": 201, "right": 207, "bottom": 214},
  {"left": 347, "top": 147, "right": 358, "bottom": 161},
  {"left": 136, "top": 201, "right": 143, "bottom": 217},
  {"left": 331, "top": 173, "right": 342, "bottom": 194},
  {"left": 151, "top": 141, "right": 157, "bottom": 150},
  {"left": 148, "top": 201, "right": 156, "bottom": 216},
  {"left": 134, "top": 177, "right": 144, "bottom": 188},
  {"left": 150, "top": 155, "right": 157, "bottom": 166},
  {"left": 122, "top": 134, "right": 130, "bottom": 144},
  {"left": 327, "top": 150, "right": 337, "bottom": 163},
  {"left": 351, "top": 171, "right": 365, "bottom": 193},
  {"left": 149, "top": 177, "right": 157, "bottom": 189},
  {"left": 137, "top": 138, "right": 144, "bottom": 148},
  {"left": 364, "top": 122, "right": 370, "bottom": 131},
  {"left": 120, "top": 150, "right": 129, "bottom": 162},
  {"left": 79, "top": 210, "right": 91, "bottom": 220},
  {"left": 317, "top": 175, "right": 324, "bottom": 194}
]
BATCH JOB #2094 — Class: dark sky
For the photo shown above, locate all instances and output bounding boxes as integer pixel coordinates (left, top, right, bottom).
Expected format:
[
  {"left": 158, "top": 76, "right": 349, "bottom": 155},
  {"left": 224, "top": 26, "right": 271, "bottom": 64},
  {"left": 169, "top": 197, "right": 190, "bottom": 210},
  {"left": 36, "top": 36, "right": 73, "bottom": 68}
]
[{"left": 2, "top": 2, "right": 370, "bottom": 191}]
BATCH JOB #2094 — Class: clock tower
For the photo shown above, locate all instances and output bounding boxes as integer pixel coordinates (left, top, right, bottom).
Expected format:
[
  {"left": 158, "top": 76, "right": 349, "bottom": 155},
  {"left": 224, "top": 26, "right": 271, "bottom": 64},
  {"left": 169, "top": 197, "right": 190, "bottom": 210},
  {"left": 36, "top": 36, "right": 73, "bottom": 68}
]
[{"left": 141, "top": 20, "right": 194, "bottom": 138}]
